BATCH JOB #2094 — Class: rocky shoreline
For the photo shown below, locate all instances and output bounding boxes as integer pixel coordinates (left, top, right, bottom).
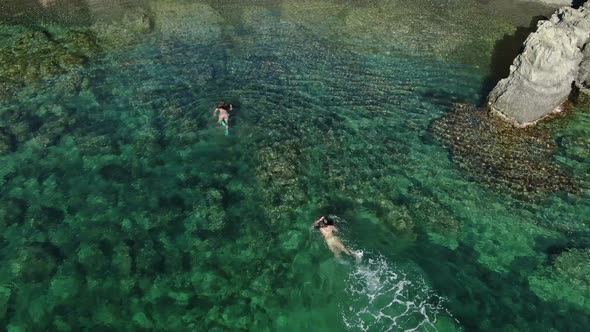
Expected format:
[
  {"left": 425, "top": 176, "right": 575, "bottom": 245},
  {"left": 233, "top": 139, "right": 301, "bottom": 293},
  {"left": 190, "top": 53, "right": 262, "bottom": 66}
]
[{"left": 487, "top": 1, "right": 590, "bottom": 126}]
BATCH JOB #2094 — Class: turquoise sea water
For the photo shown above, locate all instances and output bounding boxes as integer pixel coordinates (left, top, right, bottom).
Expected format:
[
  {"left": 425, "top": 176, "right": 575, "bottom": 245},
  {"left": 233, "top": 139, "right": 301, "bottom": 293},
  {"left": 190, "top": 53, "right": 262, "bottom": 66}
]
[{"left": 1, "top": 0, "right": 590, "bottom": 331}]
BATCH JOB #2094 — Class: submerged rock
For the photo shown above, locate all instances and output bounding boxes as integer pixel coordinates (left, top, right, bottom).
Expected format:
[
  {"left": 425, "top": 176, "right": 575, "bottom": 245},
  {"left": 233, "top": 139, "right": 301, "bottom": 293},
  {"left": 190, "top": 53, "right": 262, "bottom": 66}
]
[
  {"left": 578, "top": 44, "right": 590, "bottom": 88},
  {"left": 487, "top": 3, "right": 590, "bottom": 126},
  {"left": 0, "top": 28, "right": 99, "bottom": 100},
  {"left": 0, "top": 128, "right": 16, "bottom": 155},
  {"left": 432, "top": 104, "right": 577, "bottom": 198},
  {"left": 0, "top": 286, "right": 11, "bottom": 321},
  {"left": 87, "top": 0, "right": 153, "bottom": 48},
  {"left": 0, "top": 104, "right": 77, "bottom": 152},
  {"left": 529, "top": 249, "right": 590, "bottom": 313},
  {"left": 10, "top": 244, "right": 60, "bottom": 283},
  {"left": 149, "top": 1, "right": 222, "bottom": 40},
  {"left": 255, "top": 141, "right": 306, "bottom": 223}
]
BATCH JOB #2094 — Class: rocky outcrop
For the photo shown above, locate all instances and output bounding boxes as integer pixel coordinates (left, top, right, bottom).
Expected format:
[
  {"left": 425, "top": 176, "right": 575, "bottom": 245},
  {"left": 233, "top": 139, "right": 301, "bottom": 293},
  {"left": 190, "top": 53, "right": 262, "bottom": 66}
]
[
  {"left": 487, "top": 3, "right": 590, "bottom": 126},
  {"left": 578, "top": 44, "right": 590, "bottom": 88}
]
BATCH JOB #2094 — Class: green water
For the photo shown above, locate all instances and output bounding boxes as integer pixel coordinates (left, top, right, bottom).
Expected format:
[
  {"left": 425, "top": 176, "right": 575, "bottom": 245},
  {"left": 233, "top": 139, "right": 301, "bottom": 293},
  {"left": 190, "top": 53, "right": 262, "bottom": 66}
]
[{"left": 1, "top": 0, "right": 590, "bottom": 331}]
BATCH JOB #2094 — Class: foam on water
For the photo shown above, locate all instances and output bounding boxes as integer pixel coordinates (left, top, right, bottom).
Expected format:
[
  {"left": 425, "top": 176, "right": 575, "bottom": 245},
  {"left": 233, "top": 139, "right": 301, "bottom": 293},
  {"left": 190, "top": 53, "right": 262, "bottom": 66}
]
[{"left": 342, "top": 252, "right": 453, "bottom": 332}]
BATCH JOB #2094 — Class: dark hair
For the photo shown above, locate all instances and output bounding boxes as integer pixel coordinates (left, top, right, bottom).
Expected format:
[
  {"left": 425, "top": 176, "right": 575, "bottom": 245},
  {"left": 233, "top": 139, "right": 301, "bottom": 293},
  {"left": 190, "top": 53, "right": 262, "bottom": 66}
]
[
  {"left": 314, "top": 216, "right": 334, "bottom": 229},
  {"left": 324, "top": 216, "right": 335, "bottom": 225},
  {"left": 217, "top": 101, "right": 231, "bottom": 111}
]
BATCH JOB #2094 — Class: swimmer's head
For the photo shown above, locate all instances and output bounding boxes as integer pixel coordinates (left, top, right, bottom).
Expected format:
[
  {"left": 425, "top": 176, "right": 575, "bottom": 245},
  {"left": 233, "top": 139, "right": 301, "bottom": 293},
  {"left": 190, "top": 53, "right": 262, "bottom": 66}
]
[
  {"left": 313, "top": 216, "right": 334, "bottom": 229},
  {"left": 217, "top": 101, "right": 230, "bottom": 110}
]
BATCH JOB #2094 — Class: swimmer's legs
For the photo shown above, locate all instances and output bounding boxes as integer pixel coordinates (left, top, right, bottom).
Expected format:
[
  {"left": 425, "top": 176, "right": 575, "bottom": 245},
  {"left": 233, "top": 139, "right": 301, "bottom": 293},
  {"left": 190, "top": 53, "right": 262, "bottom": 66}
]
[
  {"left": 328, "top": 242, "right": 342, "bottom": 258},
  {"left": 335, "top": 239, "right": 353, "bottom": 257},
  {"left": 217, "top": 114, "right": 229, "bottom": 124},
  {"left": 340, "top": 245, "right": 353, "bottom": 257},
  {"left": 328, "top": 239, "right": 353, "bottom": 258}
]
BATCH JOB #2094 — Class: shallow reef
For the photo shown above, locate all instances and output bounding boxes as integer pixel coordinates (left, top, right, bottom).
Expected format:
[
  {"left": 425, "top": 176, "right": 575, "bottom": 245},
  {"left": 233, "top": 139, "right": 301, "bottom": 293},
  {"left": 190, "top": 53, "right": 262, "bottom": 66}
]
[
  {"left": 529, "top": 249, "right": 590, "bottom": 313},
  {"left": 0, "top": 26, "right": 100, "bottom": 154},
  {"left": 431, "top": 104, "right": 578, "bottom": 199},
  {"left": 0, "top": 27, "right": 98, "bottom": 100}
]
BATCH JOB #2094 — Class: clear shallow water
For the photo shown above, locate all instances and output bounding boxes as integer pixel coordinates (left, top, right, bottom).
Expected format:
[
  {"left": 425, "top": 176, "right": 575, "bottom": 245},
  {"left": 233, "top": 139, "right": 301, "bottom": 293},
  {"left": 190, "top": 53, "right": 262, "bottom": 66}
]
[{"left": 1, "top": 0, "right": 589, "bottom": 331}]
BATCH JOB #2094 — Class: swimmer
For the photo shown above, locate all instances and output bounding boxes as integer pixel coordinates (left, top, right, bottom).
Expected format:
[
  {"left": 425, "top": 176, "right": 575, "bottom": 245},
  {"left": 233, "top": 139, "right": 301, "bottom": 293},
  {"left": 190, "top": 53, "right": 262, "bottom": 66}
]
[
  {"left": 313, "top": 216, "right": 353, "bottom": 259},
  {"left": 213, "top": 101, "right": 233, "bottom": 134}
]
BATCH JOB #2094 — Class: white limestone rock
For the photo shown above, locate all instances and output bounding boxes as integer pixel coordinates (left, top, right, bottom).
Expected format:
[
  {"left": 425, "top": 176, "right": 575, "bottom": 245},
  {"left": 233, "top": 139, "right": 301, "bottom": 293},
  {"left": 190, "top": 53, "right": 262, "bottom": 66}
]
[
  {"left": 578, "top": 43, "right": 590, "bottom": 87},
  {"left": 487, "top": 3, "right": 590, "bottom": 126}
]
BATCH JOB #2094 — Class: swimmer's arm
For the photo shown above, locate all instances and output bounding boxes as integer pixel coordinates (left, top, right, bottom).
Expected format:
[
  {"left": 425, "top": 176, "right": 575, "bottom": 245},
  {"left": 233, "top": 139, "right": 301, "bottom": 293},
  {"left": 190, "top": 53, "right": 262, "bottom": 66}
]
[
  {"left": 213, "top": 108, "right": 219, "bottom": 116},
  {"left": 313, "top": 216, "right": 324, "bottom": 226}
]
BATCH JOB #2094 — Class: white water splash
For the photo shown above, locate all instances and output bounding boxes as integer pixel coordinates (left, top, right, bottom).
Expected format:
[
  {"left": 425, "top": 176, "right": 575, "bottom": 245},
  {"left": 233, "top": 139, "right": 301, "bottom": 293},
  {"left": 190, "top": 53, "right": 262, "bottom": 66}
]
[{"left": 342, "top": 252, "right": 451, "bottom": 332}]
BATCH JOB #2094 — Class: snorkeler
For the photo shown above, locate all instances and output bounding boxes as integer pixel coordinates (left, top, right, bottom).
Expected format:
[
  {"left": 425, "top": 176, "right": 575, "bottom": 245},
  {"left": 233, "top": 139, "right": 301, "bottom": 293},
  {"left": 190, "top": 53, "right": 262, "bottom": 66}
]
[
  {"left": 213, "top": 101, "right": 233, "bottom": 135},
  {"left": 313, "top": 216, "right": 354, "bottom": 259}
]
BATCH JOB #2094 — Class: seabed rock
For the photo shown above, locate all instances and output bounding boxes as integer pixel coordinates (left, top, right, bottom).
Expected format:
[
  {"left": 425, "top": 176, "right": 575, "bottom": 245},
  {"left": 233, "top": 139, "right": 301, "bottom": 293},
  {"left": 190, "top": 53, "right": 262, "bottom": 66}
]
[
  {"left": 529, "top": 249, "right": 590, "bottom": 313},
  {"left": 488, "top": 2, "right": 590, "bottom": 126},
  {"left": 87, "top": 0, "right": 154, "bottom": 48},
  {"left": 0, "top": 127, "right": 16, "bottom": 155},
  {"left": 0, "top": 286, "right": 11, "bottom": 321},
  {"left": 0, "top": 27, "right": 100, "bottom": 152},
  {"left": 149, "top": 1, "right": 222, "bottom": 40},
  {"left": 432, "top": 104, "right": 577, "bottom": 198},
  {"left": 255, "top": 141, "right": 306, "bottom": 223},
  {"left": 0, "top": 28, "right": 99, "bottom": 100}
]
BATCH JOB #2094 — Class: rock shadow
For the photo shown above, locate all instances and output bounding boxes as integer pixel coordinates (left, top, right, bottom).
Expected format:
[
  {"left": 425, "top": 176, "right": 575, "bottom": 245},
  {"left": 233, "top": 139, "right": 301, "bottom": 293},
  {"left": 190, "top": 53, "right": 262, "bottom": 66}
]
[
  {"left": 572, "top": 0, "right": 588, "bottom": 9},
  {"left": 479, "top": 15, "right": 547, "bottom": 105}
]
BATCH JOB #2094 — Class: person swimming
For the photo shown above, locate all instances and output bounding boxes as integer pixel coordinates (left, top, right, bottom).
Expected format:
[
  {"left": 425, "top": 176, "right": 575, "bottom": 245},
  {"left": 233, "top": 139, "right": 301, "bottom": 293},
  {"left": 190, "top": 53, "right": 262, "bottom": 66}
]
[
  {"left": 313, "top": 216, "right": 354, "bottom": 259},
  {"left": 213, "top": 101, "right": 233, "bottom": 135}
]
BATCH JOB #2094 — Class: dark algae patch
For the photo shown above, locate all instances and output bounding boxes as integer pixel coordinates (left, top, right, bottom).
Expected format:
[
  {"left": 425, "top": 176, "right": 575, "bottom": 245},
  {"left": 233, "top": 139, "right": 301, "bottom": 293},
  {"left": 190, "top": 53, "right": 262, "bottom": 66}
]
[{"left": 1, "top": 0, "right": 589, "bottom": 331}]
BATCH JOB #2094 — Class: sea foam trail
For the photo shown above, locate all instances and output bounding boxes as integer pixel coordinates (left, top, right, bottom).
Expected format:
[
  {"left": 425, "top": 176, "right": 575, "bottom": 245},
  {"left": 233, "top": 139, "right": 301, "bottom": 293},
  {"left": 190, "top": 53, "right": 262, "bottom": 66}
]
[{"left": 342, "top": 252, "right": 451, "bottom": 332}]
